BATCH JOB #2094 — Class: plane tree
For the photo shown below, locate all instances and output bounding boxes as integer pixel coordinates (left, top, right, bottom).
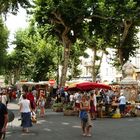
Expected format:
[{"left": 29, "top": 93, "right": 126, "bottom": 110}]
[
  {"left": 93, "top": 0, "right": 140, "bottom": 67},
  {"left": 31, "top": 0, "right": 140, "bottom": 85},
  {"left": 32, "top": 0, "right": 92, "bottom": 86},
  {"left": 0, "top": 0, "right": 31, "bottom": 14},
  {"left": 0, "top": 0, "right": 31, "bottom": 77},
  {"left": 82, "top": 0, "right": 140, "bottom": 77},
  {"left": 5, "top": 27, "right": 60, "bottom": 84}
]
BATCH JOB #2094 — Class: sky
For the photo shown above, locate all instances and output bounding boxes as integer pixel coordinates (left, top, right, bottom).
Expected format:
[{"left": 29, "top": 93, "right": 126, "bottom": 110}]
[{"left": 5, "top": 8, "right": 28, "bottom": 52}]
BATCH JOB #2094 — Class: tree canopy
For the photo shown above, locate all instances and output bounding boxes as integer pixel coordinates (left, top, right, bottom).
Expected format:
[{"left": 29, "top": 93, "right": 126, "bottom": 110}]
[
  {"left": 33, "top": 0, "right": 92, "bottom": 86},
  {"left": 0, "top": 16, "right": 9, "bottom": 73},
  {"left": 27, "top": 0, "right": 140, "bottom": 84},
  {"left": 1, "top": 0, "right": 140, "bottom": 85},
  {"left": 0, "top": 0, "right": 31, "bottom": 14},
  {"left": 5, "top": 27, "right": 60, "bottom": 84}
]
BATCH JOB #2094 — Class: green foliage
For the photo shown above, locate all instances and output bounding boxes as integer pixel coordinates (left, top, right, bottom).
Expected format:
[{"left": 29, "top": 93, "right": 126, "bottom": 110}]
[
  {"left": 30, "top": 0, "right": 140, "bottom": 81},
  {"left": 63, "top": 103, "right": 73, "bottom": 110},
  {"left": 0, "top": 0, "right": 31, "bottom": 14},
  {"left": 33, "top": 0, "right": 88, "bottom": 42},
  {"left": 68, "top": 39, "right": 88, "bottom": 79},
  {"left": 119, "top": 26, "right": 139, "bottom": 60},
  {"left": 52, "top": 102, "right": 63, "bottom": 108},
  {"left": 0, "top": 16, "right": 9, "bottom": 73},
  {"left": 32, "top": 0, "right": 94, "bottom": 86},
  {"left": 89, "top": 0, "right": 140, "bottom": 68},
  {"left": 9, "top": 29, "right": 34, "bottom": 80},
  {"left": 2, "top": 0, "right": 140, "bottom": 84},
  {"left": 32, "top": 36, "right": 58, "bottom": 82},
  {"left": 5, "top": 27, "right": 60, "bottom": 83}
]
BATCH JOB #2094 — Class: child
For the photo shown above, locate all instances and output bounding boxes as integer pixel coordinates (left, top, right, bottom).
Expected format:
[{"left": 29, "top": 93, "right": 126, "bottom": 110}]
[{"left": 37, "top": 96, "right": 46, "bottom": 117}]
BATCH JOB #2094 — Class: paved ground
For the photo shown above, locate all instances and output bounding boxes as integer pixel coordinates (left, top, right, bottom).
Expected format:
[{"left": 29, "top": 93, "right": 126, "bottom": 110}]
[{"left": 5, "top": 102, "right": 140, "bottom": 140}]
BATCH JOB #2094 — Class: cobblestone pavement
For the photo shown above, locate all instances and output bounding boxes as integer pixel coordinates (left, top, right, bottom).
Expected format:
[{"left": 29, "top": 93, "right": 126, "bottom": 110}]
[{"left": 6, "top": 102, "right": 140, "bottom": 140}]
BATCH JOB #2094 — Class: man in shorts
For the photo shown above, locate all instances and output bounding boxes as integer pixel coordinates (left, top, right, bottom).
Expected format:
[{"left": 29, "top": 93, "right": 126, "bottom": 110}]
[
  {"left": 118, "top": 92, "right": 126, "bottom": 117},
  {"left": 0, "top": 97, "right": 8, "bottom": 140}
]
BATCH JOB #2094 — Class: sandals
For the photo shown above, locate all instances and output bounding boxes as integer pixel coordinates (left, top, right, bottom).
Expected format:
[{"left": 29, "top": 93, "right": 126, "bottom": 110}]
[
  {"left": 22, "top": 128, "right": 29, "bottom": 133},
  {"left": 82, "top": 133, "right": 92, "bottom": 137},
  {"left": 87, "top": 134, "right": 92, "bottom": 137},
  {"left": 82, "top": 133, "right": 86, "bottom": 136}
]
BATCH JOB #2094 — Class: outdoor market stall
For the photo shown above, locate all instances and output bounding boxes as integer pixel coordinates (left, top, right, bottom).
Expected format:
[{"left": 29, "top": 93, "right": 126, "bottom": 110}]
[
  {"left": 65, "top": 81, "right": 113, "bottom": 118},
  {"left": 65, "top": 81, "right": 111, "bottom": 91}
]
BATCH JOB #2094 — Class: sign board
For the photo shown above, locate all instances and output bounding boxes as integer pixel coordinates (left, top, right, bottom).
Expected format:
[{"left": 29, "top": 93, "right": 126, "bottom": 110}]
[{"left": 49, "top": 79, "right": 55, "bottom": 86}]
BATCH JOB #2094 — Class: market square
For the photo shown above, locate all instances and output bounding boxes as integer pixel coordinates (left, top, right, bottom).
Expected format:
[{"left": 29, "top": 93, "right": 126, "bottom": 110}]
[
  {"left": 6, "top": 102, "right": 140, "bottom": 140},
  {"left": 1, "top": 1, "right": 140, "bottom": 140}
]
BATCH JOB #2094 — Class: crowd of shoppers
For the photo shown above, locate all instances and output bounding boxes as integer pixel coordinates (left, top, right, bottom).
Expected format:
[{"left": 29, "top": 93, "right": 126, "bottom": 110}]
[{"left": 0, "top": 85, "right": 138, "bottom": 138}]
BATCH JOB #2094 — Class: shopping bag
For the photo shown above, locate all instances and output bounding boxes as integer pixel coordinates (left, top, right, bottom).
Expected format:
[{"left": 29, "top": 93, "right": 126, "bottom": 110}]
[{"left": 31, "top": 111, "right": 37, "bottom": 123}]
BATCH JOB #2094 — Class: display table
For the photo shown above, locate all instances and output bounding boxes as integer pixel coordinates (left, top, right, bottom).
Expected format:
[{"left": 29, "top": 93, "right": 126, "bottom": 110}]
[{"left": 97, "top": 102, "right": 140, "bottom": 118}]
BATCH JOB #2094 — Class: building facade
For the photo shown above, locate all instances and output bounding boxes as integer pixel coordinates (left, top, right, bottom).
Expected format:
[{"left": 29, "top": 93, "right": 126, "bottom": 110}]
[{"left": 78, "top": 48, "right": 140, "bottom": 83}]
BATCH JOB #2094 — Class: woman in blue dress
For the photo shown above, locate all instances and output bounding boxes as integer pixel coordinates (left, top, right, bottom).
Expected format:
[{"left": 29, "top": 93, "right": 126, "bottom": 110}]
[{"left": 19, "top": 94, "right": 32, "bottom": 133}]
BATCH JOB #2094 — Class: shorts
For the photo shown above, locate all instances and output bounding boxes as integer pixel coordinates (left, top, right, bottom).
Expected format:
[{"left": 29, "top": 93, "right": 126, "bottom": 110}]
[{"left": 119, "top": 104, "right": 126, "bottom": 113}]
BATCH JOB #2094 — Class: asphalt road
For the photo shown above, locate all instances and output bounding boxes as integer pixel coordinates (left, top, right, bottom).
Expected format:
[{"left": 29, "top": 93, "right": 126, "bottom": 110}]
[{"left": 6, "top": 102, "right": 140, "bottom": 140}]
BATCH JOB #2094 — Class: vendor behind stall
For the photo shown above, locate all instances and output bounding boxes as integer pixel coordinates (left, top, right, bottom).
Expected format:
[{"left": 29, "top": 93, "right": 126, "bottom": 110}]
[{"left": 118, "top": 92, "right": 126, "bottom": 117}]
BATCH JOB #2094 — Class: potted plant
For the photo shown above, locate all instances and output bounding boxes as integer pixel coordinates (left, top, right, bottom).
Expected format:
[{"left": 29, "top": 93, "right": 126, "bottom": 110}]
[
  {"left": 52, "top": 102, "right": 63, "bottom": 112},
  {"left": 63, "top": 103, "right": 78, "bottom": 116}
]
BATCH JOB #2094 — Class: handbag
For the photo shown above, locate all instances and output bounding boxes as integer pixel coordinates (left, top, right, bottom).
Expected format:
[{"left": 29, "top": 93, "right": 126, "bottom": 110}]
[{"left": 31, "top": 111, "right": 37, "bottom": 123}]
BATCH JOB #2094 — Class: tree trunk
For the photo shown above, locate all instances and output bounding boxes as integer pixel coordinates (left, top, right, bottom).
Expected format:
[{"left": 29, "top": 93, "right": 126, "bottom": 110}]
[
  {"left": 118, "top": 20, "right": 132, "bottom": 67},
  {"left": 118, "top": 48, "right": 124, "bottom": 67},
  {"left": 71, "top": 58, "right": 75, "bottom": 79},
  {"left": 14, "top": 69, "right": 20, "bottom": 84},
  {"left": 92, "top": 47, "right": 97, "bottom": 82},
  {"left": 96, "top": 51, "right": 104, "bottom": 76},
  {"left": 60, "top": 27, "right": 71, "bottom": 87},
  {"left": 5, "top": 72, "right": 13, "bottom": 85},
  {"left": 120, "top": 20, "right": 132, "bottom": 48}
]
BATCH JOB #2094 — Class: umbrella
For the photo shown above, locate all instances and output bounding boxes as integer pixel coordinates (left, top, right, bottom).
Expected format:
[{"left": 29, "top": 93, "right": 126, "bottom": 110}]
[{"left": 66, "top": 81, "right": 111, "bottom": 91}]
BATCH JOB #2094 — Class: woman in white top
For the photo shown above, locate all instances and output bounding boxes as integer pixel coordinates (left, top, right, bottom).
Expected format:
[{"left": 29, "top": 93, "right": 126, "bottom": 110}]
[
  {"left": 1, "top": 92, "right": 8, "bottom": 106},
  {"left": 19, "top": 94, "right": 32, "bottom": 133}
]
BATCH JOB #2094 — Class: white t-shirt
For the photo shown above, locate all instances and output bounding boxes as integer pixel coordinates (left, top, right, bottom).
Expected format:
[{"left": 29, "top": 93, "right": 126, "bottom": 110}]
[
  {"left": 2, "top": 95, "right": 7, "bottom": 105},
  {"left": 20, "top": 99, "right": 31, "bottom": 113},
  {"left": 74, "top": 93, "right": 81, "bottom": 103},
  {"left": 70, "top": 95, "right": 74, "bottom": 102},
  {"left": 119, "top": 96, "right": 126, "bottom": 105},
  {"left": 93, "top": 94, "right": 97, "bottom": 107}
]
